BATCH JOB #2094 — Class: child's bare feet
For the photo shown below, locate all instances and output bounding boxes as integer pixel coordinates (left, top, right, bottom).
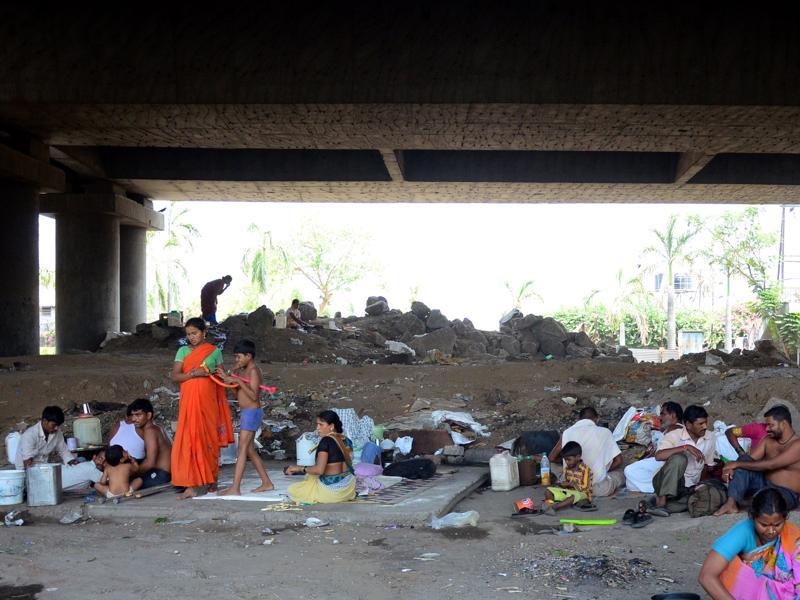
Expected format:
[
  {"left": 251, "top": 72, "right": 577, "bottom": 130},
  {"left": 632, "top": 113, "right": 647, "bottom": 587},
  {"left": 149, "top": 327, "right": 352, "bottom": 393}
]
[
  {"left": 251, "top": 482, "right": 275, "bottom": 493},
  {"left": 217, "top": 487, "right": 241, "bottom": 497}
]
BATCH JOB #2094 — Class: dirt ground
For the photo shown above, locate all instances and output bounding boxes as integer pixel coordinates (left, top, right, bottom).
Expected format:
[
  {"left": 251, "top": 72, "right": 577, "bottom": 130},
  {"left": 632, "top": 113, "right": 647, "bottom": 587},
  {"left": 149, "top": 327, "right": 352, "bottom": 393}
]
[
  {"left": 3, "top": 351, "right": 800, "bottom": 598},
  {"left": 0, "top": 488, "right": 776, "bottom": 600}
]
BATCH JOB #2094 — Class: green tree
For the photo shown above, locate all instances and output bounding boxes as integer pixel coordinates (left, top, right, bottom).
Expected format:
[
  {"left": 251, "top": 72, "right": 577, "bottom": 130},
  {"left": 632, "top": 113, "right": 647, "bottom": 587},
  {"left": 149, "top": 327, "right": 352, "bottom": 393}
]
[
  {"left": 241, "top": 224, "right": 289, "bottom": 307},
  {"left": 147, "top": 203, "right": 199, "bottom": 316},
  {"left": 504, "top": 279, "right": 543, "bottom": 311},
  {"left": 281, "top": 225, "right": 372, "bottom": 316},
  {"left": 39, "top": 267, "right": 55, "bottom": 289},
  {"left": 644, "top": 215, "right": 702, "bottom": 350},
  {"left": 705, "top": 212, "right": 744, "bottom": 352}
]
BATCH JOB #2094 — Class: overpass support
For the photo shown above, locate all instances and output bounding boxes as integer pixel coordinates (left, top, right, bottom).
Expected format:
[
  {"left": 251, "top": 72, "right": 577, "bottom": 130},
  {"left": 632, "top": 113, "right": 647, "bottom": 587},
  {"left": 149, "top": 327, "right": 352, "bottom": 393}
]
[
  {"left": 119, "top": 225, "right": 147, "bottom": 331},
  {"left": 41, "top": 190, "right": 163, "bottom": 352},
  {"left": 0, "top": 140, "right": 65, "bottom": 356},
  {"left": 0, "top": 182, "right": 40, "bottom": 356}
]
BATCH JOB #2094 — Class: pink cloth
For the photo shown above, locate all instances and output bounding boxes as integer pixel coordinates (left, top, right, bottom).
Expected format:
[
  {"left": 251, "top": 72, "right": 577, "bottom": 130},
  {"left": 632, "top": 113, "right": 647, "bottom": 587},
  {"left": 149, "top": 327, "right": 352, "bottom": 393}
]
[{"left": 742, "top": 423, "right": 769, "bottom": 450}]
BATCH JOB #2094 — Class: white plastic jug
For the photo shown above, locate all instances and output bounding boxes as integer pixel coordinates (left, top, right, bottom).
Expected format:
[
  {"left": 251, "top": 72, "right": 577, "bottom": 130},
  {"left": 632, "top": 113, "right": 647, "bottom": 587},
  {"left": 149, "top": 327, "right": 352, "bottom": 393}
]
[
  {"left": 489, "top": 450, "right": 520, "bottom": 491},
  {"left": 296, "top": 432, "right": 319, "bottom": 466},
  {"left": 0, "top": 470, "right": 25, "bottom": 505},
  {"left": 275, "top": 313, "right": 287, "bottom": 329},
  {"left": 73, "top": 415, "right": 102, "bottom": 447},
  {"left": 5, "top": 432, "right": 21, "bottom": 466}
]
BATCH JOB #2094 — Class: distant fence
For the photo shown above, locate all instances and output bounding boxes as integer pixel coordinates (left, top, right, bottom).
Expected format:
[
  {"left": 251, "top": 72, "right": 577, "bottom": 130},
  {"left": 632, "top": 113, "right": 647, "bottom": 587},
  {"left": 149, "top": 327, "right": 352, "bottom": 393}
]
[{"left": 629, "top": 348, "right": 682, "bottom": 363}]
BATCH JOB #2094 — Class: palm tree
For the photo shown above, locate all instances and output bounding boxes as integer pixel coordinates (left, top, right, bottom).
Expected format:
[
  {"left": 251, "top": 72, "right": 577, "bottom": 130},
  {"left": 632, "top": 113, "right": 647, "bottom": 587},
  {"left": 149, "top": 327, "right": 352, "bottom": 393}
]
[
  {"left": 644, "top": 215, "right": 702, "bottom": 350},
  {"left": 504, "top": 280, "right": 544, "bottom": 311},
  {"left": 147, "top": 203, "right": 198, "bottom": 315},
  {"left": 241, "top": 224, "right": 288, "bottom": 304}
]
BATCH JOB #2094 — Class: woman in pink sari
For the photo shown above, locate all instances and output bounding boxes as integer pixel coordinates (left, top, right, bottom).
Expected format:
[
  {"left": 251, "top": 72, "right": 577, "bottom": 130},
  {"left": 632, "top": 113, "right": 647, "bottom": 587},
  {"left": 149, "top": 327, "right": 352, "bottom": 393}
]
[{"left": 700, "top": 487, "right": 800, "bottom": 599}]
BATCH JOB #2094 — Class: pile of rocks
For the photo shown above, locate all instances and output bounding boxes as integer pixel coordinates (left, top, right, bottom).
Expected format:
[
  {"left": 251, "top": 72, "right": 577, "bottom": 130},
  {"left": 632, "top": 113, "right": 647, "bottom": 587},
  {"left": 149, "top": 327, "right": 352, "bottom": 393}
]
[{"left": 346, "top": 297, "right": 625, "bottom": 362}]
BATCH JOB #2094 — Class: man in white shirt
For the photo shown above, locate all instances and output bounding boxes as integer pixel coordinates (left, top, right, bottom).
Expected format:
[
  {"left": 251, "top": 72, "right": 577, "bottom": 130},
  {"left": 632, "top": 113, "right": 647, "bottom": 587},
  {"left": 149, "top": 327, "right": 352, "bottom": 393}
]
[
  {"left": 650, "top": 404, "right": 717, "bottom": 515},
  {"left": 549, "top": 406, "right": 624, "bottom": 497},
  {"left": 15, "top": 406, "right": 78, "bottom": 470}
]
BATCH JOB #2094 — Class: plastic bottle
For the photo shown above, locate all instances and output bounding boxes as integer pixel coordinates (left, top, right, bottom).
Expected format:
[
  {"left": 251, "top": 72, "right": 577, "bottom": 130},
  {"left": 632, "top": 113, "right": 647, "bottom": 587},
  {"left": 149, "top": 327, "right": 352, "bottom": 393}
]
[{"left": 540, "top": 453, "right": 551, "bottom": 486}]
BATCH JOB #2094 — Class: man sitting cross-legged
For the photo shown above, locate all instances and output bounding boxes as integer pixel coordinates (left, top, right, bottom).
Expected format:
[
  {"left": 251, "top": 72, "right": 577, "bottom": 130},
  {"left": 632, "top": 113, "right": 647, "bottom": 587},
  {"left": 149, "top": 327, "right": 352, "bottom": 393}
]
[
  {"left": 128, "top": 398, "right": 173, "bottom": 489},
  {"left": 714, "top": 404, "right": 800, "bottom": 516}
]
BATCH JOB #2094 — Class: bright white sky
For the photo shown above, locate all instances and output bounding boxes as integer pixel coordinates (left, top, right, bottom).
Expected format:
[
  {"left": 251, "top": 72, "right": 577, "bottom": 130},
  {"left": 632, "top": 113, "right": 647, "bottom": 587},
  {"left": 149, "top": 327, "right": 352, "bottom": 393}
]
[{"left": 38, "top": 203, "right": 800, "bottom": 330}]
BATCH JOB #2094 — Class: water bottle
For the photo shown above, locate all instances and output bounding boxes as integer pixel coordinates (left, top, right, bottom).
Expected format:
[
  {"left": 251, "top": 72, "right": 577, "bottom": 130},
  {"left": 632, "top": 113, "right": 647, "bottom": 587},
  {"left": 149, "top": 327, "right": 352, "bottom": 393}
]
[{"left": 540, "top": 453, "right": 551, "bottom": 487}]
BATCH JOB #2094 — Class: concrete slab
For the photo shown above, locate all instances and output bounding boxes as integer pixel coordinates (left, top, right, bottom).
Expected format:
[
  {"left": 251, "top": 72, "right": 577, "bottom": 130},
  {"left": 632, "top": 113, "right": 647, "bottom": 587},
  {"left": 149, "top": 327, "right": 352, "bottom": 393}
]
[{"left": 25, "top": 462, "right": 489, "bottom": 528}]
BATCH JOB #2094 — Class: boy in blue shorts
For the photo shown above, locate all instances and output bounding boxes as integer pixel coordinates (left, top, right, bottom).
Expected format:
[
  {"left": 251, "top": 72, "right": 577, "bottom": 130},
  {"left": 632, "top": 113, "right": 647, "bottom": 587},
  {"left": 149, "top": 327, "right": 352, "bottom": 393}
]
[{"left": 217, "top": 339, "right": 274, "bottom": 495}]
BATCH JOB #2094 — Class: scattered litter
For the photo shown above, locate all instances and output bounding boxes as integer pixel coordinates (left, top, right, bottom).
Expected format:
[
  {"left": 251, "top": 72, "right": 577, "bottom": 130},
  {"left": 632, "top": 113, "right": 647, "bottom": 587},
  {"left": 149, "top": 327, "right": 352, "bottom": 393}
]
[
  {"left": 697, "top": 366, "right": 719, "bottom": 375},
  {"left": 401, "top": 568, "right": 413, "bottom": 573},
  {"left": 304, "top": 517, "right": 329, "bottom": 528},
  {"left": 290, "top": 338, "right": 303, "bottom": 346},
  {"left": 658, "top": 577, "right": 676, "bottom": 584},
  {"left": 705, "top": 353, "right": 725, "bottom": 366},
  {"left": 670, "top": 376, "right": 688, "bottom": 388},
  {"left": 261, "top": 527, "right": 276, "bottom": 535},
  {"left": 59, "top": 510, "right": 88, "bottom": 525},
  {"left": 3, "top": 511, "right": 26, "bottom": 527},
  {"left": 262, "top": 539, "right": 275, "bottom": 545},
  {"left": 45, "top": 588, "right": 59, "bottom": 593},
  {"left": 430, "top": 510, "right": 480, "bottom": 530},
  {"left": 332, "top": 539, "right": 340, "bottom": 544},
  {"left": 543, "top": 386, "right": 561, "bottom": 392},
  {"left": 414, "top": 552, "right": 440, "bottom": 561},
  {"left": 173, "top": 550, "right": 180, "bottom": 554},
  {"left": 431, "top": 411, "right": 490, "bottom": 437},
  {"left": 168, "top": 519, "right": 196, "bottom": 525},
  {"left": 385, "top": 341, "right": 416, "bottom": 356},
  {"left": 395, "top": 436, "right": 414, "bottom": 454},
  {"left": 335, "top": 357, "right": 348, "bottom": 365},
  {"left": 561, "top": 396, "right": 578, "bottom": 405}
]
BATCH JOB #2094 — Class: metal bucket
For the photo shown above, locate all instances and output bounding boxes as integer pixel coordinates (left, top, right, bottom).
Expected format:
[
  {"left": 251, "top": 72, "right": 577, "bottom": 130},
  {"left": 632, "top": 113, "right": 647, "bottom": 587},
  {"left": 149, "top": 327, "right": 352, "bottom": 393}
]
[{"left": 26, "top": 463, "right": 62, "bottom": 506}]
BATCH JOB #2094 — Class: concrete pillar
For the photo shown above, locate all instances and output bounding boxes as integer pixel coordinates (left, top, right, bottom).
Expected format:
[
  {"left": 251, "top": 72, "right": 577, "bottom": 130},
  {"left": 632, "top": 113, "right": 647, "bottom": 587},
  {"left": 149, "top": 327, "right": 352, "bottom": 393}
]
[
  {"left": 119, "top": 226, "right": 147, "bottom": 331},
  {"left": 0, "top": 182, "right": 39, "bottom": 356},
  {"left": 56, "top": 212, "right": 120, "bottom": 352}
]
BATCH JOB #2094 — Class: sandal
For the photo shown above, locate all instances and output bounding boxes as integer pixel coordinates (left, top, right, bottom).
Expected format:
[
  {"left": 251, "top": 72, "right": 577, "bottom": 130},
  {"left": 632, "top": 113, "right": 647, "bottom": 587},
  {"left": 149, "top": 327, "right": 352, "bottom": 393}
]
[
  {"left": 574, "top": 501, "right": 598, "bottom": 512},
  {"left": 649, "top": 506, "right": 670, "bottom": 518},
  {"left": 622, "top": 508, "right": 636, "bottom": 525},
  {"left": 630, "top": 513, "right": 653, "bottom": 528}
]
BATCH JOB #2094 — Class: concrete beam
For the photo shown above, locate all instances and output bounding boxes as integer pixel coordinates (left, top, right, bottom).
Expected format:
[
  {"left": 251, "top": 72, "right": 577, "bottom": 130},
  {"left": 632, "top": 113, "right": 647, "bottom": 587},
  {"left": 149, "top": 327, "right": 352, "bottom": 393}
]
[
  {"left": 674, "top": 152, "right": 715, "bottom": 185},
  {"left": 114, "top": 179, "right": 800, "bottom": 204},
  {"left": 50, "top": 145, "right": 107, "bottom": 179},
  {"left": 40, "top": 191, "right": 164, "bottom": 230},
  {"left": 379, "top": 150, "right": 404, "bottom": 182},
  {"left": 0, "top": 143, "right": 65, "bottom": 192}
]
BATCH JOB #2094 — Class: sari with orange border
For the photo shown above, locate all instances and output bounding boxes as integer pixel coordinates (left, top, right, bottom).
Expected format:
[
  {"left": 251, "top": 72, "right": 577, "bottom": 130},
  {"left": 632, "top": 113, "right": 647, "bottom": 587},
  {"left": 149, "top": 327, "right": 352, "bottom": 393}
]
[{"left": 170, "top": 343, "right": 234, "bottom": 488}]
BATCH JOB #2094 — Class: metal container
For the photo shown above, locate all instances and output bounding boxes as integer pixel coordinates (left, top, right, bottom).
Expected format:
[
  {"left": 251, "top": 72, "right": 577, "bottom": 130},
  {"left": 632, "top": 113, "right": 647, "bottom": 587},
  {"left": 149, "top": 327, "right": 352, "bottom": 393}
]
[{"left": 26, "top": 463, "right": 62, "bottom": 506}]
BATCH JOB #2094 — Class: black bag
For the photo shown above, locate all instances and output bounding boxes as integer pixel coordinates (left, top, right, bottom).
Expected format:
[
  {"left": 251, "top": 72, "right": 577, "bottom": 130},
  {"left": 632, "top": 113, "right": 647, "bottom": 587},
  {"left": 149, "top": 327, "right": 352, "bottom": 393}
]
[
  {"left": 383, "top": 458, "right": 437, "bottom": 480},
  {"left": 687, "top": 479, "right": 728, "bottom": 518}
]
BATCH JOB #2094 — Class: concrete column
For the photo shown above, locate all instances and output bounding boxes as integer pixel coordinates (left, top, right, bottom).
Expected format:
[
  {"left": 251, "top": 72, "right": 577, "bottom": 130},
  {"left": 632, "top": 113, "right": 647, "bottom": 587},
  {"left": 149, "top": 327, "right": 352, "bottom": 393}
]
[
  {"left": 56, "top": 212, "right": 120, "bottom": 352},
  {"left": 0, "top": 182, "right": 39, "bottom": 356},
  {"left": 119, "top": 226, "right": 146, "bottom": 331}
]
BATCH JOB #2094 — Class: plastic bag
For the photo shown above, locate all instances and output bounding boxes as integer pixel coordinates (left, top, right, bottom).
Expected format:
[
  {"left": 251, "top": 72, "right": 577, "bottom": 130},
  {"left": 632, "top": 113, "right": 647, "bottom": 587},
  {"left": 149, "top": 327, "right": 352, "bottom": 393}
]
[{"left": 430, "top": 510, "right": 480, "bottom": 529}]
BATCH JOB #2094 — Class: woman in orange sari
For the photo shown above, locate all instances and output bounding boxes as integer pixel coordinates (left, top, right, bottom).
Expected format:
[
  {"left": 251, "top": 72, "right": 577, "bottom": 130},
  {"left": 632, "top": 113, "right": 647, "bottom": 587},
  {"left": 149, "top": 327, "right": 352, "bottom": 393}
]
[{"left": 170, "top": 317, "right": 234, "bottom": 499}]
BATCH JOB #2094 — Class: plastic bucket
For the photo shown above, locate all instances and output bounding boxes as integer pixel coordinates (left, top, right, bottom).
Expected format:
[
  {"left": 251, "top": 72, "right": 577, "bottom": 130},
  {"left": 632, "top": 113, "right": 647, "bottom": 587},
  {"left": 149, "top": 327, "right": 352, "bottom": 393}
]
[{"left": 0, "top": 470, "right": 26, "bottom": 505}]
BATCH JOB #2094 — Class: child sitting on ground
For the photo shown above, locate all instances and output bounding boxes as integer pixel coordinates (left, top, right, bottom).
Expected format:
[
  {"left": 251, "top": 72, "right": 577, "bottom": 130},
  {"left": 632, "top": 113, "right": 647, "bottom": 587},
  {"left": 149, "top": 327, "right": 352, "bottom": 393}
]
[
  {"left": 216, "top": 339, "right": 274, "bottom": 495},
  {"left": 94, "top": 444, "right": 143, "bottom": 499},
  {"left": 543, "top": 441, "right": 594, "bottom": 514}
]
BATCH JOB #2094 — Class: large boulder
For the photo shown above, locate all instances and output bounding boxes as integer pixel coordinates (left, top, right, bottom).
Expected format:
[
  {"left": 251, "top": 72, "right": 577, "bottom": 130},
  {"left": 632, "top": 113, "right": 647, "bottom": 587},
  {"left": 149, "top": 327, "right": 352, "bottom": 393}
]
[
  {"left": 462, "top": 318, "right": 476, "bottom": 330},
  {"left": 454, "top": 338, "right": 487, "bottom": 357},
  {"left": 451, "top": 319, "right": 469, "bottom": 337},
  {"left": 408, "top": 327, "right": 457, "bottom": 357},
  {"left": 566, "top": 342, "right": 594, "bottom": 358},
  {"left": 299, "top": 301, "right": 317, "bottom": 321},
  {"left": 396, "top": 312, "right": 426, "bottom": 338},
  {"left": 515, "top": 314, "right": 543, "bottom": 331},
  {"left": 501, "top": 336, "right": 521, "bottom": 357},
  {"left": 465, "top": 330, "right": 488, "bottom": 345},
  {"left": 365, "top": 299, "right": 390, "bottom": 316},
  {"left": 411, "top": 301, "right": 431, "bottom": 321},
  {"left": 367, "top": 295, "right": 387, "bottom": 306},
  {"left": 426, "top": 309, "right": 450, "bottom": 331},
  {"left": 520, "top": 339, "right": 541, "bottom": 355},
  {"left": 573, "top": 331, "right": 595, "bottom": 348},
  {"left": 531, "top": 317, "right": 568, "bottom": 357},
  {"left": 247, "top": 305, "right": 275, "bottom": 331}
]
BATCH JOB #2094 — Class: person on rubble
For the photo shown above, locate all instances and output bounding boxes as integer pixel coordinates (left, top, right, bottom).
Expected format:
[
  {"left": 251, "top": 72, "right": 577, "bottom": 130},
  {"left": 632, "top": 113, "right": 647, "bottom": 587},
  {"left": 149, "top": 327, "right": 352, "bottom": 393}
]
[
  {"left": 548, "top": 406, "right": 625, "bottom": 497},
  {"left": 200, "top": 275, "right": 232, "bottom": 325},
  {"left": 286, "top": 298, "right": 310, "bottom": 330}
]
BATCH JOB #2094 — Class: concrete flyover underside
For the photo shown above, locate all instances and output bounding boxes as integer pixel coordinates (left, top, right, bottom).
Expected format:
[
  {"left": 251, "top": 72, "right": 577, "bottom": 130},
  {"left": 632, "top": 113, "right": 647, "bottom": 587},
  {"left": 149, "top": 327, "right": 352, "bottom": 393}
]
[{"left": 0, "top": 3, "right": 799, "bottom": 204}]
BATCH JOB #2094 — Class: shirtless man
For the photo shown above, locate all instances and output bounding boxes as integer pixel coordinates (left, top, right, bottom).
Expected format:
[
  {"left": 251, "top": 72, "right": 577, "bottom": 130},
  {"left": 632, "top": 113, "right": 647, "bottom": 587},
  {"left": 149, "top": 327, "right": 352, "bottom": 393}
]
[
  {"left": 714, "top": 405, "right": 800, "bottom": 516},
  {"left": 128, "top": 398, "right": 172, "bottom": 489}
]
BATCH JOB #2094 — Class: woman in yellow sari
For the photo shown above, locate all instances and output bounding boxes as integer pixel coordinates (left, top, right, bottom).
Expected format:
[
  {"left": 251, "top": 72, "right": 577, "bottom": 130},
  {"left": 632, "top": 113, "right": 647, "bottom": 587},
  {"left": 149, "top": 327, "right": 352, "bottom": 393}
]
[
  {"left": 285, "top": 410, "right": 356, "bottom": 504},
  {"left": 170, "top": 318, "right": 234, "bottom": 499}
]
